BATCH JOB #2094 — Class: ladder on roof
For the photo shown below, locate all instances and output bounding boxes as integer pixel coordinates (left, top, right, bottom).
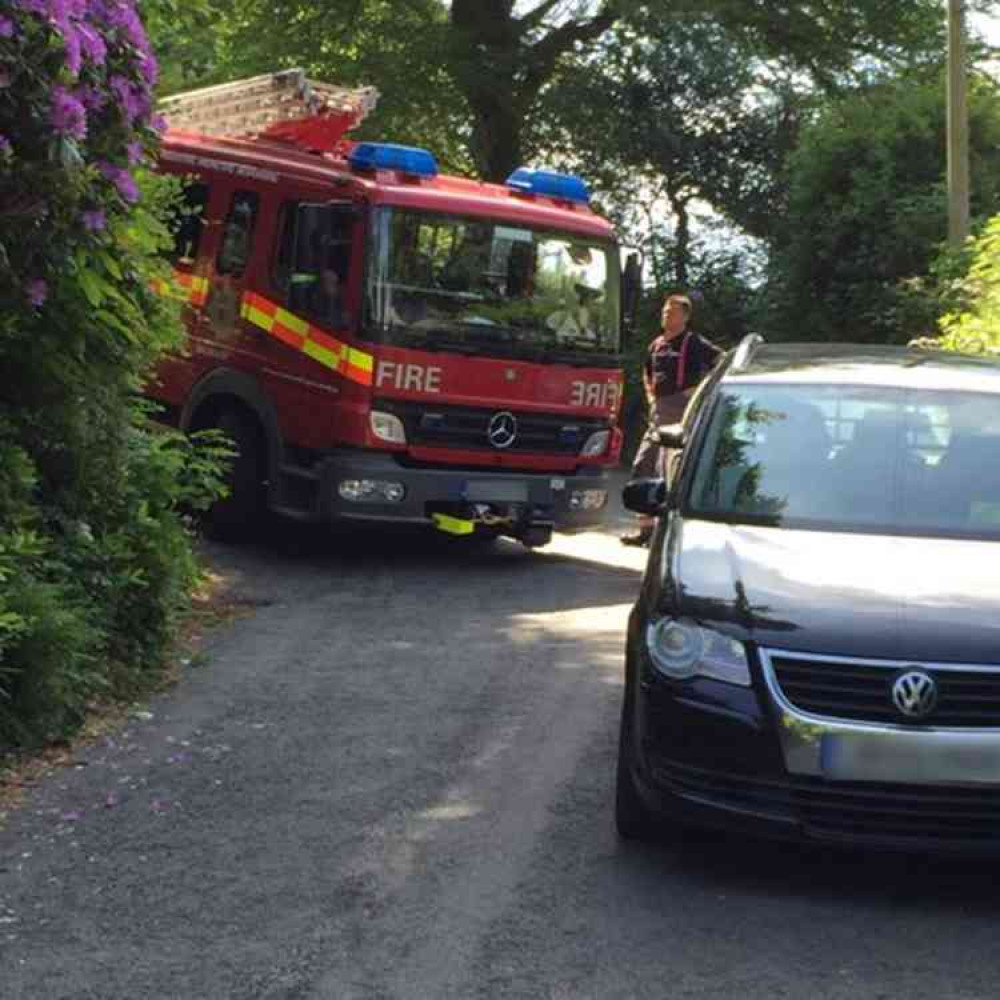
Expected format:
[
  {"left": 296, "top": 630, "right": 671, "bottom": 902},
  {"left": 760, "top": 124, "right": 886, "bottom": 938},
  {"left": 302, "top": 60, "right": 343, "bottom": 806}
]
[{"left": 157, "top": 69, "right": 379, "bottom": 153}]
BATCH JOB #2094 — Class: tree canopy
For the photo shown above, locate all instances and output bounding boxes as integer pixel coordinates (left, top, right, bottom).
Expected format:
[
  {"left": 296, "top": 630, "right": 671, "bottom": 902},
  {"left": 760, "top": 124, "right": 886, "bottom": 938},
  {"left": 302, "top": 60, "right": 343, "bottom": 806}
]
[
  {"left": 765, "top": 71, "right": 1000, "bottom": 343},
  {"left": 155, "top": 0, "right": 958, "bottom": 180}
]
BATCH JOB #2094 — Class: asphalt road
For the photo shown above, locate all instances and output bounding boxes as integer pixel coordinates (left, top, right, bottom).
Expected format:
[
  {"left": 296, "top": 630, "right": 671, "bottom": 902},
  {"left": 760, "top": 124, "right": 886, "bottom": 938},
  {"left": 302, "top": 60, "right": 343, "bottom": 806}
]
[{"left": 2, "top": 496, "right": 1000, "bottom": 999}]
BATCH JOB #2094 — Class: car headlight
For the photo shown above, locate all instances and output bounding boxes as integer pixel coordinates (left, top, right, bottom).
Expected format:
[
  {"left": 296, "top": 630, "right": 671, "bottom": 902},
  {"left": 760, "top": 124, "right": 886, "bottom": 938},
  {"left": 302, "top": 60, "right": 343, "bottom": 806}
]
[
  {"left": 370, "top": 410, "right": 406, "bottom": 445},
  {"left": 645, "top": 618, "right": 750, "bottom": 687},
  {"left": 580, "top": 429, "right": 611, "bottom": 458}
]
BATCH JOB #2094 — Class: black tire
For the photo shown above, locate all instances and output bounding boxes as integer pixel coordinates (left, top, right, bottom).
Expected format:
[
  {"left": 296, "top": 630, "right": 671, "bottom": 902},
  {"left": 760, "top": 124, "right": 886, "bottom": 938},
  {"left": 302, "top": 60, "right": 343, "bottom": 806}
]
[
  {"left": 615, "top": 690, "right": 658, "bottom": 841},
  {"left": 206, "top": 407, "right": 266, "bottom": 542}
]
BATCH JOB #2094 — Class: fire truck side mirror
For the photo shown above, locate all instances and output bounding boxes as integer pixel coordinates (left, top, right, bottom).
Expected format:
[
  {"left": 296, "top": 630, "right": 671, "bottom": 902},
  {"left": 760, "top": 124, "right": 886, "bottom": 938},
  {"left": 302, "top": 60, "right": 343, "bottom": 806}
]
[{"left": 621, "top": 250, "right": 642, "bottom": 339}]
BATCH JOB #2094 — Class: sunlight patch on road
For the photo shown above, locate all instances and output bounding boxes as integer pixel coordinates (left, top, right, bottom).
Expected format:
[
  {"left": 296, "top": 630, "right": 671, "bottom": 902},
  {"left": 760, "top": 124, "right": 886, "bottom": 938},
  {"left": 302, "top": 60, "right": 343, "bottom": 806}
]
[
  {"left": 506, "top": 602, "right": 633, "bottom": 640},
  {"left": 417, "top": 801, "right": 481, "bottom": 822},
  {"left": 503, "top": 603, "right": 631, "bottom": 678},
  {"left": 543, "top": 529, "right": 649, "bottom": 572}
]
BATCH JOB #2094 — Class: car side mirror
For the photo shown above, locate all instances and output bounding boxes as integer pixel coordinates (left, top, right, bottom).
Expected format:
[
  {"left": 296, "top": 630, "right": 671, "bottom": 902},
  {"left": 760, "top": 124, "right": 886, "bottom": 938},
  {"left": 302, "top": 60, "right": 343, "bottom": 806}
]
[
  {"left": 656, "top": 423, "right": 686, "bottom": 450},
  {"left": 622, "top": 477, "right": 668, "bottom": 515}
]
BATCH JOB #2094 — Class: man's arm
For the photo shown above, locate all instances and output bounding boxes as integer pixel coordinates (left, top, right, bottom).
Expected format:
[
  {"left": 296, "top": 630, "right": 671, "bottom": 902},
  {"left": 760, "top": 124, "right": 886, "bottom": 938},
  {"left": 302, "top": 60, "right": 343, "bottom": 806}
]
[{"left": 642, "top": 339, "right": 657, "bottom": 406}]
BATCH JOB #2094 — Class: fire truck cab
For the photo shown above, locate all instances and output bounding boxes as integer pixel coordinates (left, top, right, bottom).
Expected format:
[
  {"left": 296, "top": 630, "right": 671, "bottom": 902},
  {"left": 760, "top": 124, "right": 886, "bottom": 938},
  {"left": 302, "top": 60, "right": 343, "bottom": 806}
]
[{"left": 150, "top": 71, "right": 635, "bottom": 547}]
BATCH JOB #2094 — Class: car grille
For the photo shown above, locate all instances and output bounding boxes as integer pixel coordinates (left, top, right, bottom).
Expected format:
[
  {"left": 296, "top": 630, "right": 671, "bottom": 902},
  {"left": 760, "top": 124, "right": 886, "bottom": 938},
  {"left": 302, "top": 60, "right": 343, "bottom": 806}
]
[
  {"left": 768, "top": 651, "right": 1000, "bottom": 727},
  {"left": 657, "top": 760, "right": 1000, "bottom": 844},
  {"left": 793, "top": 776, "right": 1000, "bottom": 843},
  {"left": 376, "top": 399, "right": 606, "bottom": 455}
]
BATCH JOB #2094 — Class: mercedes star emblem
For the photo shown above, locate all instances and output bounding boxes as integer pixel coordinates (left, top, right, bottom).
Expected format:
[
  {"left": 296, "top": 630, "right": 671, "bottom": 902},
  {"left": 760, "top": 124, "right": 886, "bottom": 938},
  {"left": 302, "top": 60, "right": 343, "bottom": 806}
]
[
  {"left": 891, "top": 669, "right": 938, "bottom": 720},
  {"left": 487, "top": 411, "right": 518, "bottom": 449}
]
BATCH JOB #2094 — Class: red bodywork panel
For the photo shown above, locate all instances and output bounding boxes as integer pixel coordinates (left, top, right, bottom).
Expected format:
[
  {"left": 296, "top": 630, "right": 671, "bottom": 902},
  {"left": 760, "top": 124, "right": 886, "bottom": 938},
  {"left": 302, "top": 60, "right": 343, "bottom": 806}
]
[{"left": 150, "top": 131, "right": 624, "bottom": 472}]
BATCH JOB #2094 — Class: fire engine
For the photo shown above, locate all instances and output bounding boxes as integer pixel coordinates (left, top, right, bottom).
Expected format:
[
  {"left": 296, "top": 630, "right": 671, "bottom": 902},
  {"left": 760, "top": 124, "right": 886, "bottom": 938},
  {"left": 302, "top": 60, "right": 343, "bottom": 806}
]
[{"left": 151, "top": 70, "right": 638, "bottom": 547}]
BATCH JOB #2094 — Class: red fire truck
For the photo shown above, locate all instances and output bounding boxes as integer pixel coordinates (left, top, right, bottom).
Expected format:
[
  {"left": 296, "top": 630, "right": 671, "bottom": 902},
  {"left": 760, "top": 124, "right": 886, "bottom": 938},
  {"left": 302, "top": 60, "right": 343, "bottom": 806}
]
[{"left": 151, "top": 71, "right": 637, "bottom": 547}]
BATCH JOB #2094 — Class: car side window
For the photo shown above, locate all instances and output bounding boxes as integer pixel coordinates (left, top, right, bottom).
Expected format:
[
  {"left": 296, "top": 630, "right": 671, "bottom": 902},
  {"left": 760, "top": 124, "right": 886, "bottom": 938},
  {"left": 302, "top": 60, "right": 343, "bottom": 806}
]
[
  {"left": 217, "top": 190, "right": 259, "bottom": 278},
  {"left": 169, "top": 181, "right": 209, "bottom": 266}
]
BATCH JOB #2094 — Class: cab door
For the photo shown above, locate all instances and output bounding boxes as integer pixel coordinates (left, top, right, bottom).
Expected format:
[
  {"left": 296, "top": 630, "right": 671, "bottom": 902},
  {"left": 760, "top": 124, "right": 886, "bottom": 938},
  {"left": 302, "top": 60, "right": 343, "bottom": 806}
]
[
  {"left": 151, "top": 176, "right": 214, "bottom": 406},
  {"left": 254, "top": 197, "right": 366, "bottom": 451},
  {"left": 198, "top": 186, "right": 262, "bottom": 364}
]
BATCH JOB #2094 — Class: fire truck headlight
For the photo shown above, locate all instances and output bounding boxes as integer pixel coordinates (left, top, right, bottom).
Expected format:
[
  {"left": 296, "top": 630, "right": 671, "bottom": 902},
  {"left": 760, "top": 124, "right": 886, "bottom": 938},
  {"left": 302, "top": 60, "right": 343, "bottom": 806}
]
[
  {"left": 580, "top": 429, "right": 611, "bottom": 458},
  {"left": 370, "top": 410, "right": 406, "bottom": 445},
  {"left": 338, "top": 479, "right": 406, "bottom": 503}
]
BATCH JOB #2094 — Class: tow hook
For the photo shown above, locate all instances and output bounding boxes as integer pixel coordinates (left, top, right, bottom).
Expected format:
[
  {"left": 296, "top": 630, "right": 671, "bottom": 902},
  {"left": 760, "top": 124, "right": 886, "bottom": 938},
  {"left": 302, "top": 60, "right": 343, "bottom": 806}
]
[
  {"left": 471, "top": 504, "right": 512, "bottom": 526},
  {"left": 517, "top": 522, "right": 553, "bottom": 548}
]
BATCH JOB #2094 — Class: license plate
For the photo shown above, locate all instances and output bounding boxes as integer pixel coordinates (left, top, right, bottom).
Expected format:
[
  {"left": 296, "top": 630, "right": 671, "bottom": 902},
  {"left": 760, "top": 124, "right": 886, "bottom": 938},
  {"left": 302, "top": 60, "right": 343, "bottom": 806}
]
[
  {"left": 820, "top": 732, "right": 1000, "bottom": 785},
  {"left": 464, "top": 480, "right": 528, "bottom": 503}
]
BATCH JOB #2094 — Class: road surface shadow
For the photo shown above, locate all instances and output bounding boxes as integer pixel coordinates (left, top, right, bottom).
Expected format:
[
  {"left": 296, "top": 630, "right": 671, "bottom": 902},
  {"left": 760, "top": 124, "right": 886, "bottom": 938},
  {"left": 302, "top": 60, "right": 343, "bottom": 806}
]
[{"left": 618, "top": 823, "right": 1000, "bottom": 915}]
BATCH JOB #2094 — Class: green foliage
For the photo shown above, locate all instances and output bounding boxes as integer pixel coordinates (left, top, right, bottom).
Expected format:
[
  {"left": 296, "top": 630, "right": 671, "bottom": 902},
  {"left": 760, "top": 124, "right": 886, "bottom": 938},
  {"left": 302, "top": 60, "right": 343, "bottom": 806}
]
[
  {"left": 152, "top": 0, "right": 473, "bottom": 175},
  {"left": 0, "top": 2, "right": 227, "bottom": 751},
  {"left": 934, "top": 215, "right": 1000, "bottom": 355},
  {"left": 765, "top": 71, "right": 1000, "bottom": 344}
]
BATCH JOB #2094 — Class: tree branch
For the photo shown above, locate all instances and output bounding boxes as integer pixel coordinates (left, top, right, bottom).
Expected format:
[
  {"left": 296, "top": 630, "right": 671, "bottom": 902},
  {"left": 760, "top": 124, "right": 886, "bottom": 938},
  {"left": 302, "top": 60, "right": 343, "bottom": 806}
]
[
  {"left": 517, "top": 0, "right": 569, "bottom": 34},
  {"left": 518, "top": 2, "right": 626, "bottom": 103}
]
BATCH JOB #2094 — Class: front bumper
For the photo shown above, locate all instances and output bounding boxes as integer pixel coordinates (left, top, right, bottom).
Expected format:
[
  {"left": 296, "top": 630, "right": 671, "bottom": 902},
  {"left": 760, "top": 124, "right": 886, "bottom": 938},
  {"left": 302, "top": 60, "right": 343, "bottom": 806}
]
[
  {"left": 629, "top": 644, "right": 1000, "bottom": 854},
  {"left": 313, "top": 449, "right": 612, "bottom": 534}
]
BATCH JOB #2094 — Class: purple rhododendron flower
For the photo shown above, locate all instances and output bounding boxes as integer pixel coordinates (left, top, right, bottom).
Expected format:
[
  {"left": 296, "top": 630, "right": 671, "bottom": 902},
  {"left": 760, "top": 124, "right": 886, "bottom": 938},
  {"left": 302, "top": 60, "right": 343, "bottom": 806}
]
[
  {"left": 16, "top": 0, "right": 48, "bottom": 14},
  {"left": 0, "top": 16, "right": 15, "bottom": 36},
  {"left": 77, "top": 23, "right": 106, "bottom": 65},
  {"left": 92, "top": 0, "right": 150, "bottom": 56},
  {"left": 136, "top": 50, "right": 158, "bottom": 87},
  {"left": 82, "top": 209, "right": 106, "bottom": 231},
  {"left": 99, "top": 162, "right": 139, "bottom": 203},
  {"left": 26, "top": 279, "right": 48, "bottom": 308},
  {"left": 51, "top": 86, "right": 87, "bottom": 139},
  {"left": 59, "top": 22, "right": 83, "bottom": 76},
  {"left": 76, "top": 85, "right": 106, "bottom": 111},
  {"left": 126, "top": 139, "right": 143, "bottom": 165},
  {"left": 0, "top": 135, "right": 11, "bottom": 156},
  {"left": 109, "top": 74, "right": 148, "bottom": 124}
]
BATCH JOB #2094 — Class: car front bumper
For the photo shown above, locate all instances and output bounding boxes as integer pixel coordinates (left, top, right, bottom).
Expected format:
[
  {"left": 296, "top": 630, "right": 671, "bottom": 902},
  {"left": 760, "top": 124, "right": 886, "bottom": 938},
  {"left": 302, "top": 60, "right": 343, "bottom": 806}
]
[{"left": 629, "top": 645, "right": 1000, "bottom": 854}]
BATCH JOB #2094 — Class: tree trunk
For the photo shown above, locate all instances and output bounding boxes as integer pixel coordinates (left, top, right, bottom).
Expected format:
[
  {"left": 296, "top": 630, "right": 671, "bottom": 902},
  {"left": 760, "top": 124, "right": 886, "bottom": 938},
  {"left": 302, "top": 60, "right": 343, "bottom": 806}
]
[
  {"left": 667, "top": 189, "right": 691, "bottom": 287},
  {"left": 449, "top": 0, "right": 622, "bottom": 181},
  {"left": 467, "top": 96, "right": 525, "bottom": 182}
]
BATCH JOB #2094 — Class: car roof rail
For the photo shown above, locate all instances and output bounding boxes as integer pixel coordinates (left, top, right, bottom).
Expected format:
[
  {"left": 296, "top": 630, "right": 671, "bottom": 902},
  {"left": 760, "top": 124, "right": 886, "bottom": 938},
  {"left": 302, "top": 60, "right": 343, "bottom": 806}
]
[{"left": 731, "top": 333, "right": 765, "bottom": 372}]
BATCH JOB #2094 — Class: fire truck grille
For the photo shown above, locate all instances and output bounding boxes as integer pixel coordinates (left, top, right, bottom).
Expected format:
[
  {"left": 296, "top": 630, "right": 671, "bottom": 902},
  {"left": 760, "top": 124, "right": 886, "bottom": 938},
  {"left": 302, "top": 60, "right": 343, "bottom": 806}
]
[{"left": 377, "top": 400, "right": 607, "bottom": 455}]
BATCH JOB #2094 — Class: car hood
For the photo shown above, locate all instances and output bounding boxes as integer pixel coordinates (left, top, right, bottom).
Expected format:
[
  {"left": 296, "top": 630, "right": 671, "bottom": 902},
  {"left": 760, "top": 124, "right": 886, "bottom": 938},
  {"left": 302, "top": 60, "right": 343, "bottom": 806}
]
[{"left": 668, "top": 519, "right": 1000, "bottom": 663}]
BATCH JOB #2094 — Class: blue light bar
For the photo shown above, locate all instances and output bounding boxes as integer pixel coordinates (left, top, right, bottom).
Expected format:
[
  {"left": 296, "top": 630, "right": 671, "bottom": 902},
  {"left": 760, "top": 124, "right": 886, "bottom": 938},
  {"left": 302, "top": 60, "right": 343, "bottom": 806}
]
[
  {"left": 505, "top": 167, "right": 590, "bottom": 204},
  {"left": 348, "top": 142, "right": 438, "bottom": 177}
]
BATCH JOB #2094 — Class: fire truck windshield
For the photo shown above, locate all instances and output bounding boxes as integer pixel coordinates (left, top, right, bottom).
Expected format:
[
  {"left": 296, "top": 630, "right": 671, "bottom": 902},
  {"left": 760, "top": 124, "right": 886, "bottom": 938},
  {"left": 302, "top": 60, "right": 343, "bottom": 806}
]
[{"left": 364, "top": 208, "right": 621, "bottom": 362}]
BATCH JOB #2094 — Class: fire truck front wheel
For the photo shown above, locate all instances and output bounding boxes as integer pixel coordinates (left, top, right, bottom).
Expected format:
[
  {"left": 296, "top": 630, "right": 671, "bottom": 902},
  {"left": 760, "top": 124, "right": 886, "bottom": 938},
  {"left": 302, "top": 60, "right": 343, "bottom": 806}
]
[{"left": 206, "top": 406, "right": 267, "bottom": 541}]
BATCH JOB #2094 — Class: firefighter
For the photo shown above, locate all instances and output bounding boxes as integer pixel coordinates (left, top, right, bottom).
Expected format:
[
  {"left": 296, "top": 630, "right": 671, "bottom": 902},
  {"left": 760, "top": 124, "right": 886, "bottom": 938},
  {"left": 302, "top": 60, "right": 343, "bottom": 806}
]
[{"left": 621, "top": 293, "right": 722, "bottom": 547}]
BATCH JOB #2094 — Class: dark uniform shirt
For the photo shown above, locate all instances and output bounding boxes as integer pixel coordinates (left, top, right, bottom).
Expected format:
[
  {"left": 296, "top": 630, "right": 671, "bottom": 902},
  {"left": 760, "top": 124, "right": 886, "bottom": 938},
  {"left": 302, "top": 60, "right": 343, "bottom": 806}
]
[
  {"left": 631, "top": 330, "right": 722, "bottom": 479},
  {"left": 645, "top": 330, "right": 722, "bottom": 400}
]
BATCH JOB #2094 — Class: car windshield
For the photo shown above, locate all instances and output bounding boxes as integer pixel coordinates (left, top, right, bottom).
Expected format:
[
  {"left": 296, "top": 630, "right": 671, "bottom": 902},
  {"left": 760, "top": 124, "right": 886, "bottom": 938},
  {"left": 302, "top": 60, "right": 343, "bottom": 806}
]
[
  {"left": 364, "top": 207, "right": 621, "bottom": 361},
  {"left": 688, "top": 382, "right": 1000, "bottom": 538}
]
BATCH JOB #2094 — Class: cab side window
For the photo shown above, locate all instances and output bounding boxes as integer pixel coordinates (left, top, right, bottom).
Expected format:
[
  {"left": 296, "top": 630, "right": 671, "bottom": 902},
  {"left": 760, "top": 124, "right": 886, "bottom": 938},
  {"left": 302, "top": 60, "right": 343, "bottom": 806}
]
[
  {"left": 272, "top": 200, "right": 299, "bottom": 294},
  {"left": 275, "top": 201, "right": 355, "bottom": 329},
  {"left": 169, "top": 181, "right": 209, "bottom": 266},
  {"left": 217, "top": 190, "right": 259, "bottom": 278}
]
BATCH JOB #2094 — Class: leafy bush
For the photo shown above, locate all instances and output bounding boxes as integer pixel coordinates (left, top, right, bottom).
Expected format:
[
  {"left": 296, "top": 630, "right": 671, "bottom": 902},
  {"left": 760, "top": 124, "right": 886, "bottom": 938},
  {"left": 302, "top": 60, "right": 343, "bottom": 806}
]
[
  {"left": 765, "top": 72, "right": 1000, "bottom": 344},
  {"left": 0, "top": 1, "right": 226, "bottom": 750},
  {"left": 935, "top": 216, "right": 1000, "bottom": 356}
]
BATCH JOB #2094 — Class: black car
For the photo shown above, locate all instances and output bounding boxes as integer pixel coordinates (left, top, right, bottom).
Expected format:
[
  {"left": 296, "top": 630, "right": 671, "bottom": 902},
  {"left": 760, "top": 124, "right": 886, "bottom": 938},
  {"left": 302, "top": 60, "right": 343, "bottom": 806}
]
[{"left": 617, "top": 337, "right": 1000, "bottom": 853}]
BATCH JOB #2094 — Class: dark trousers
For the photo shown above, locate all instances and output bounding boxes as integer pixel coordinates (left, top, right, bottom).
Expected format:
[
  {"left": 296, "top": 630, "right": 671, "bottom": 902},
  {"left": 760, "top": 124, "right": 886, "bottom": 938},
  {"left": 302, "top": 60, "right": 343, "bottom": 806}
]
[{"left": 629, "top": 392, "right": 689, "bottom": 480}]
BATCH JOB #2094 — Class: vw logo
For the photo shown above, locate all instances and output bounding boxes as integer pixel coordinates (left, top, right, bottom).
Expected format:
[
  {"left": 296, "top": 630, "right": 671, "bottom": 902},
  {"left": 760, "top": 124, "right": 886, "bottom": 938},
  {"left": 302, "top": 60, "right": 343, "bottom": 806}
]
[
  {"left": 891, "top": 669, "right": 938, "bottom": 720},
  {"left": 487, "top": 411, "right": 518, "bottom": 449}
]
